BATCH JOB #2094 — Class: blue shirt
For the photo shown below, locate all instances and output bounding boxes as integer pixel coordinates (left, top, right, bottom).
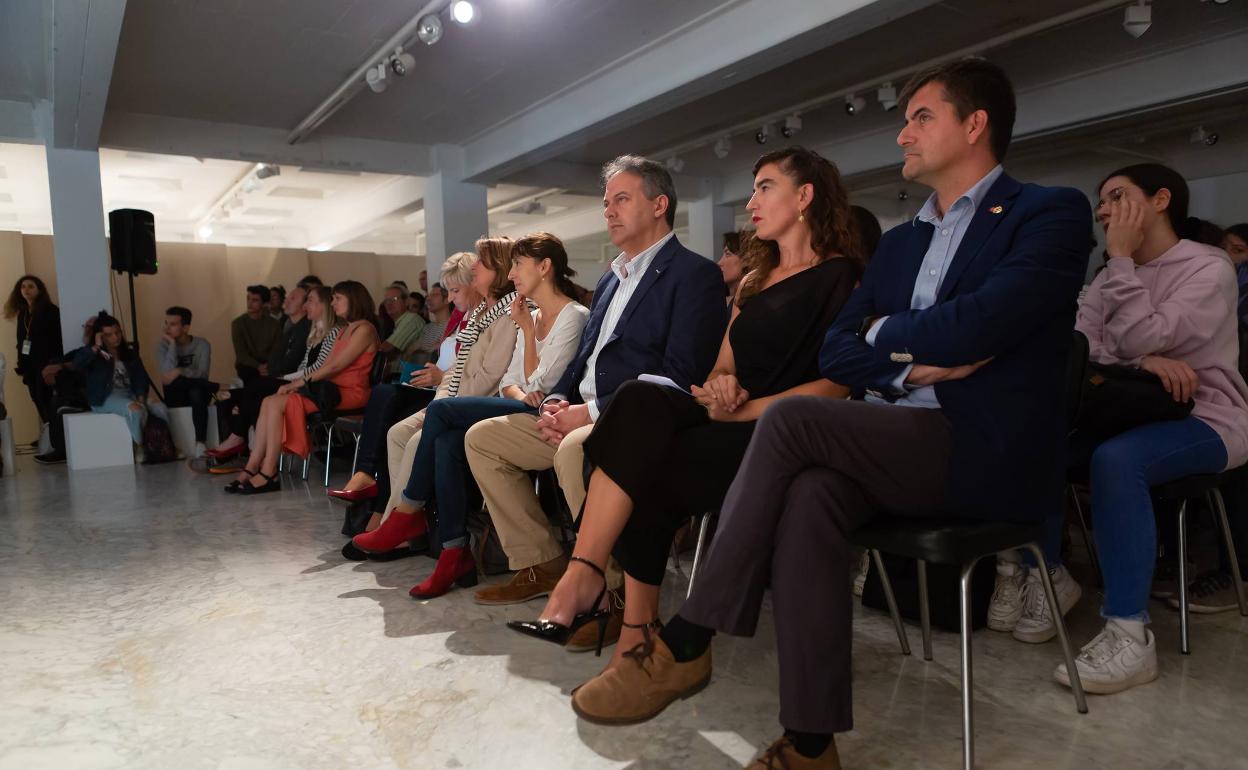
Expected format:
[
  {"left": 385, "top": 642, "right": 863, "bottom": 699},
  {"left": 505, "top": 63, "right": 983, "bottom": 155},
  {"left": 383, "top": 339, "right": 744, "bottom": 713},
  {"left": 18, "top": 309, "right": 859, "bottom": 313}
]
[{"left": 865, "top": 164, "right": 1005, "bottom": 408}]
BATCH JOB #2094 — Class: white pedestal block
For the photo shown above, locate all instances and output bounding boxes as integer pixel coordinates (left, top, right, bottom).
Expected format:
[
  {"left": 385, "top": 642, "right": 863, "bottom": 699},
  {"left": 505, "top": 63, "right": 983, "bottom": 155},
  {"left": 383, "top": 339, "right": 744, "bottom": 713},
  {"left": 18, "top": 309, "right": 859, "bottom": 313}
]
[
  {"left": 167, "top": 405, "right": 219, "bottom": 458},
  {"left": 1, "top": 417, "right": 15, "bottom": 476},
  {"left": 64, "top": 412, "right": 135, "bottom": 470}
]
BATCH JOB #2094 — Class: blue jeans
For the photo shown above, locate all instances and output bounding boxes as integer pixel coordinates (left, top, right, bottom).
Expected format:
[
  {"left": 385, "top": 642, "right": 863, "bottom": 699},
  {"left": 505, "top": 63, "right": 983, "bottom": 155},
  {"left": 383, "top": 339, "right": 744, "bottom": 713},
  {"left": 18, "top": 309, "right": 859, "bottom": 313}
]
[
  {"left": 1088, "top": 416, "right": 1227, "bottom": 621},
  {"left": 401, "top": 396, "right": 536, "bottom": 548},
  {"left": 92, "top": 391, "right": 146, "bottom": 444}
]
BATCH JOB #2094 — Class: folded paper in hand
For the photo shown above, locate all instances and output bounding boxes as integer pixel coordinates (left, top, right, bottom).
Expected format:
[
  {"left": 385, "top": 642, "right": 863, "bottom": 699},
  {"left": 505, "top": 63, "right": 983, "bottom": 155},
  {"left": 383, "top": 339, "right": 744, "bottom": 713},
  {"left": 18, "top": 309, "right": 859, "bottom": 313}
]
[{"left": 638, "top": 373, "right": 691, "bottom": 395}]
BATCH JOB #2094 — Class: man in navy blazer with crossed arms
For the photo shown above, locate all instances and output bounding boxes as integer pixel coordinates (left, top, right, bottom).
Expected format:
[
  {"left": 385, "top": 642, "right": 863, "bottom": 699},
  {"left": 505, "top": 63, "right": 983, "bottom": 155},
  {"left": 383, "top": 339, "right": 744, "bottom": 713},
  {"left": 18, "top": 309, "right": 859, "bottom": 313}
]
[{"left": 574, "top": 60, "right": 1094, "bottom": 770}]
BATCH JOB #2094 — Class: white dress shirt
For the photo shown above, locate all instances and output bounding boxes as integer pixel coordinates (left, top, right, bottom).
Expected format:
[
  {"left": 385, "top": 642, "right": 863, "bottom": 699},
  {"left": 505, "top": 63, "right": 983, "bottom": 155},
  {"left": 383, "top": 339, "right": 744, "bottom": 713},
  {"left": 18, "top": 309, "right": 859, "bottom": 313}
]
[
  {"left": 578, "top": 231, "right": 675, "bottom": 420},
  {"left": 499, "top": 302, "right": 590, "bottom": 395}
]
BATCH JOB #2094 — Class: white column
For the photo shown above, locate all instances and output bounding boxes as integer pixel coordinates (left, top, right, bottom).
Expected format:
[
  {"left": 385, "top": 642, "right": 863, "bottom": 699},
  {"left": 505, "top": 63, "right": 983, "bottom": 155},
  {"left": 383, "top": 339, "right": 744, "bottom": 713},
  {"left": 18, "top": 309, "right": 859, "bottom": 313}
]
[
  {"left": 423, "top": 146, "right": 488, "bottom": 282},
  {"left": 685, "top": 195, "right": 737, "bottom": 261},
  {"left": 45, "top": 145, "right": 112, "bottom": 351}
]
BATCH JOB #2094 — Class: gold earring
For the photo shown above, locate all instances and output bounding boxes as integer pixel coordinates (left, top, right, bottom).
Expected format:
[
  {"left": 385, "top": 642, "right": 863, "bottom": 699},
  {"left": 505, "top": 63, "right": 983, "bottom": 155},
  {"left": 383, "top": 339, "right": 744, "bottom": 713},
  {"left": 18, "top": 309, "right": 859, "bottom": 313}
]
[{"left": 798, "top": 212, "right": 805, "bottom": 223}]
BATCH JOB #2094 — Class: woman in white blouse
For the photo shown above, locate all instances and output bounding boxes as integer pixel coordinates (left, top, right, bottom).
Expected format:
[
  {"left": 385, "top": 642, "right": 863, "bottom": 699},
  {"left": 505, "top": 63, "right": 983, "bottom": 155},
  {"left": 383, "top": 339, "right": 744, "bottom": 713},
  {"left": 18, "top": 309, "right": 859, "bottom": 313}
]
[{"left": 352, "top": 232, "right": 588, "bottom": 599}]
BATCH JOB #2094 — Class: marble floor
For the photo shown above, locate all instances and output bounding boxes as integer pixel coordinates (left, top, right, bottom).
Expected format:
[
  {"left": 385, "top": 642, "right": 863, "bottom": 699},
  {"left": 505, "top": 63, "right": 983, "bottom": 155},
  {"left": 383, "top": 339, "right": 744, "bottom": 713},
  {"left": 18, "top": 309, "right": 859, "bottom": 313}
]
[{"left": 2, "top": 456, "right": 1247, "bottom": 770}]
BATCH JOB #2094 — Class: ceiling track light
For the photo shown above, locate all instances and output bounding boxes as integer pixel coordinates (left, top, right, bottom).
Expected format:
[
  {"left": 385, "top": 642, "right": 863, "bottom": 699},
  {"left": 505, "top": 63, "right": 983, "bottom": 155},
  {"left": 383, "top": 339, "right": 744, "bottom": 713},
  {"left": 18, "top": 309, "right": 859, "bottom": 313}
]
[
  {"left": 665, "top": 156, "right": 686, "bottom": 174},
  {"left": 451, "top": 1, "right": 476, "bottom": 25},
  {"left": 365, "top": 63, "right": 388, "bottom": 93},
  {"left": 844, "top": 94, "right": 866, "bottom": 116},
  {"left": 416, "top": 14, "right": 443, "bottom": 45},
  {"left": 713, "top": 136, "right": 732, "bottom": 159},
  {"left": 780, "top": 114, "right": 802, "bottom": 138},
  {"left": 256, "top": 163, "right": 281, "bottom": 180},
  {"left": 390, "top": 48, "right": 416, "bottom": 76},
  {"left": 755, "top": 124, "right": 771, "bottom": 145},
  {"left": 877, "top": 82, "right": 898, "bottom": 111},
  {"left": 1123, "top": 0, "right": 1151, "bottom": 38}
]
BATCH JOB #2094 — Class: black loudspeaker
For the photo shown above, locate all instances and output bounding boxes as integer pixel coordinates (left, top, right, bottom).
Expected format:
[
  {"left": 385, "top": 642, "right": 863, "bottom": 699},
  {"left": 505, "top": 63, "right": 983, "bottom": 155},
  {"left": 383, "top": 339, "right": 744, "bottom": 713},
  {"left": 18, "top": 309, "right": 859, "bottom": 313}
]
[{"left": 108, "top": 209, "right": 158, "bottom": 275}]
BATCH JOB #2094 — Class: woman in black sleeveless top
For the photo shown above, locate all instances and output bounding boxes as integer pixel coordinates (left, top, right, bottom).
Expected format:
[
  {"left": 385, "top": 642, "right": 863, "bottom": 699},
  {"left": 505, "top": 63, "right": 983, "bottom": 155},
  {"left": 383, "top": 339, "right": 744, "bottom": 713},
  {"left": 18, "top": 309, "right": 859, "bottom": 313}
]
[{"left": 509, "top": 147, "right": 863, "bottom": 666}]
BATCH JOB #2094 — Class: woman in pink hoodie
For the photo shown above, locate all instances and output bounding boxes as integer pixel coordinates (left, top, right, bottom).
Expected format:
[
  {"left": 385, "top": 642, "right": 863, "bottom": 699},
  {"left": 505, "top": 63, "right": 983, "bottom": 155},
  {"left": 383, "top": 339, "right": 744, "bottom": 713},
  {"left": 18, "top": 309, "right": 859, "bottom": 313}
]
[{"left": 1055, "top": 164, "right": 1248, "bottom": 696}]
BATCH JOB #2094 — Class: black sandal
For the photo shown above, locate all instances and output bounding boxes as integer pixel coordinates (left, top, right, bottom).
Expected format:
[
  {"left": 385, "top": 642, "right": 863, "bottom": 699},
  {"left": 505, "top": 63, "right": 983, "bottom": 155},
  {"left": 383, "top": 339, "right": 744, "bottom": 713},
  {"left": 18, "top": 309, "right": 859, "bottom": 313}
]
[
  {"left": 507, "top": 556, "right": 613, "bottom": 656},
  {"left": 224, "top": 469, "right": 254, "bottom": 493},
  {"left": 238, "top": 469, "right": 281, "bottom": 495}
]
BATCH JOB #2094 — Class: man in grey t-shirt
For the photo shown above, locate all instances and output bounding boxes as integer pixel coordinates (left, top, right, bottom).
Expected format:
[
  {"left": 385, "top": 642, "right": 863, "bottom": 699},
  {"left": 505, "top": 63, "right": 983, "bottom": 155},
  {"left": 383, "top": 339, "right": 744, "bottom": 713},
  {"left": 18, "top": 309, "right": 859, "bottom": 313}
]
[{"left": 157, "top": 306, "right": 214, "bottom": 456}]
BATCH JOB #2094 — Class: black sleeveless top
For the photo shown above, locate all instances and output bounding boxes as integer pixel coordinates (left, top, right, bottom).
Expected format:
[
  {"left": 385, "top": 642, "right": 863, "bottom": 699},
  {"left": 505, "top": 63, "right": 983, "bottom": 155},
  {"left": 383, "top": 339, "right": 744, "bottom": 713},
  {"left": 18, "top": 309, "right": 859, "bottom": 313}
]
[{"left": 730, "top": 258, "right": 859, "bottom": 398}]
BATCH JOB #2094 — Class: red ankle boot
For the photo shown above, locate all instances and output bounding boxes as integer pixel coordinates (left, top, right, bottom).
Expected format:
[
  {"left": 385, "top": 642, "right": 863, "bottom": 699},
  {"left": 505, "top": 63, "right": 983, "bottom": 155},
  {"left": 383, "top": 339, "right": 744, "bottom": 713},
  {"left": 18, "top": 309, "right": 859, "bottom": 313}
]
[
  {"left": 409, "top": 547, "right": 478, "bottom": 599},
  {"left": 352, "top": 508, "right": 428, "bottom": 553}
]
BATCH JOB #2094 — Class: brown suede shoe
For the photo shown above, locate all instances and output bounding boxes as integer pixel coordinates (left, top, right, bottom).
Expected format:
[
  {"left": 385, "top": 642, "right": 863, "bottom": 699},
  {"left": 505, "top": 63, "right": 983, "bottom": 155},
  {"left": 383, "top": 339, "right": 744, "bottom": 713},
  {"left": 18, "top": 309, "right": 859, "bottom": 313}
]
[
  {"left": 745, "top": 737, "right": 841, "bottom": 770},
  {"left": 472, "top": 554, "right": 567, "bottom": 605},
  {"left": 565, "top": 590, "right": 623, "bottom": 653},
  {"left": 570, "top": 632, "right": 711, "bottom": 725}
]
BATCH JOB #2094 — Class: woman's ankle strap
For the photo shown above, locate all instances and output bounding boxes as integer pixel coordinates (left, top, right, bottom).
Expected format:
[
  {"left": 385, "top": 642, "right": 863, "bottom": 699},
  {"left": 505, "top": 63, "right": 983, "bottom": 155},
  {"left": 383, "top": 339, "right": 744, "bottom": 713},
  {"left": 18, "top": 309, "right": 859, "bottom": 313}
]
[{"left": 568, "top": 555, "right": 606, "bottom": 579}]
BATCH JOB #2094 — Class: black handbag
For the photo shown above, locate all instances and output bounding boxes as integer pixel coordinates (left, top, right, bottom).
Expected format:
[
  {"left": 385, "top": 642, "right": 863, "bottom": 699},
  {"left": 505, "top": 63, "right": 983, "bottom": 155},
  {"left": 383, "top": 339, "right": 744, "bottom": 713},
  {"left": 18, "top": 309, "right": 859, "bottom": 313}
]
[
  {"left": 300, "top": 379, "right": 341, "bottom": 413},
  {"left": 1074, "top": 362, "right": 1194, "bottom": 443}
]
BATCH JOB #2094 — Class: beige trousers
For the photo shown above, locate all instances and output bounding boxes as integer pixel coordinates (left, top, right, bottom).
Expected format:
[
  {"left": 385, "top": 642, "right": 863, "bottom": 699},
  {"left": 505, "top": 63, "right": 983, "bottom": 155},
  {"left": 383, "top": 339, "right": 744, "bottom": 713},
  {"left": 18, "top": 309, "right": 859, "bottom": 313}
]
[
  {"left": 464, "top": 412, "right": 592, "bottom": 570},
  {"left": 382, "top": 408, "right": 427, "bottom": 516}
]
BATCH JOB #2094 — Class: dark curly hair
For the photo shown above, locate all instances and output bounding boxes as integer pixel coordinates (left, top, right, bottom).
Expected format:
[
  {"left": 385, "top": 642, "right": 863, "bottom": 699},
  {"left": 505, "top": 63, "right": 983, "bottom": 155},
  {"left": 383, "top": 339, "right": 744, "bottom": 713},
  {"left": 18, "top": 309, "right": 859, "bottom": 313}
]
[{"left": 737, "top": 147, "right": 859, "bottom": 305}]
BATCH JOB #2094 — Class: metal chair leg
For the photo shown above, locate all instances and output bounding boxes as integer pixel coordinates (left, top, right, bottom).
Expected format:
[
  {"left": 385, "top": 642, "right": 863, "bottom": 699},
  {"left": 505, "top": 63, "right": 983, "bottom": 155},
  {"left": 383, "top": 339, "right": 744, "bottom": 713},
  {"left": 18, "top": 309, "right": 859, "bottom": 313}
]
[
  {"left": 1025, "top": 543, "right": 1088, "bottom": 715},
  {"left": 350, "top": 433, "right": 363, "bottom": 477},
  {"left": 1178, "top": 500, "right": 1190, "bottom": 655},
  {"left": 871, "top": 549, "right": 911, "bottom": 656},
  {"left": 917, "top": 559, "right": 933, "bottom": 661},
  {"left": 1209, "top": 489, "right": 1248, "bottom": 616},
  {"left": 958, "top": 557, "right": 980, "bottom": 770},
  {"left": 302, "top": 452, "right": 310, "bottom": 481},
  {"left": 687, "top": 512, "right": 712, "bottom": 598},
  {"left": 1069, "top": 484, "right": 1103, "bottom": 586},
  {"left": 323, "top": 423, "right": 334, "bottom": 487},
  {"left": 278, "top": 453, "right": 285, "bottom": 473}
]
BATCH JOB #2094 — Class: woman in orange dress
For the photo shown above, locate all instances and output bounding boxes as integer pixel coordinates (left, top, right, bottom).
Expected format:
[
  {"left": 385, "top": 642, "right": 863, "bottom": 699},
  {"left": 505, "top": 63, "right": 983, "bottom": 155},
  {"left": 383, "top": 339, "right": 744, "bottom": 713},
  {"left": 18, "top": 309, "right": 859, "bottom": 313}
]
[{"left": 232, "top": 281, "right": 379, "bottom": 494}]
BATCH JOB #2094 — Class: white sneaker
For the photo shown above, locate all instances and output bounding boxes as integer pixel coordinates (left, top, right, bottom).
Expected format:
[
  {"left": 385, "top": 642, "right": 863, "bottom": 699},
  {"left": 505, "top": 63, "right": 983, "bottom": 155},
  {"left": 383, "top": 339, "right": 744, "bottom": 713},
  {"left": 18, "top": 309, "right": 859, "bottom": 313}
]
[
  {"left": 134, "top": 444, "right": 146, "bottom": 464},
  {"left": 193, "top": 441, "right": 207, "bottom": 459},
  {"left": 1055, "top": 622, "right": 1158, "bottom": 694},
  {"left": 988, "top": 559, "right": 1028, "bottom": 631},
  {"left": 1013, "top": 565, "right": 1082, "bottom": 644}
]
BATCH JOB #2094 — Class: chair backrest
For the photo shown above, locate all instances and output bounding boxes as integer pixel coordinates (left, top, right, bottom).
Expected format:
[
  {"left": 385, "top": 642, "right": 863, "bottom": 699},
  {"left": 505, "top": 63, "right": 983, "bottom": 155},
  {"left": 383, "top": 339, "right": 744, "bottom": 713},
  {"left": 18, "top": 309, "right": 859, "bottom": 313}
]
[
  {"left": 1065, "top": 330, "right": 1089, "bottom": 431},
  {"left": 368, "top": 351, "right": 391, "bottom": 387}
]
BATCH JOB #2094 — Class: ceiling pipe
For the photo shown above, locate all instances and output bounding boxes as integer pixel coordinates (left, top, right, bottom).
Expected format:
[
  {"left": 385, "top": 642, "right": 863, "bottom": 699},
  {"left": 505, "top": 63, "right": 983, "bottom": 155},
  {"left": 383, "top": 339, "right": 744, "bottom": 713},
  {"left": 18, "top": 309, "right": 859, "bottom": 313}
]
[
  {"left": 287, "top": 0, "right": 449, "bottom": 145},
  {"left": 650, "top": 0, "right": 1127, "bottom": 162}
]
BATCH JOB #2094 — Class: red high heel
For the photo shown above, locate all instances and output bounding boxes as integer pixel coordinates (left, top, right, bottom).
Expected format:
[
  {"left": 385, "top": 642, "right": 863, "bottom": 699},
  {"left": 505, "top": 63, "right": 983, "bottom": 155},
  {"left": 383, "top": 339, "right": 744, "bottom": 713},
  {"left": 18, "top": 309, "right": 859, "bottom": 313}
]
[
  {"left": 352, "top": 508, "right": 428, "bottom": 553},
  {"left": 327, "top": 483, "right": 378, "bottom": 502},
  {"left": 205, "top": 442, "right": 245, "bottom": 460},
  {"left": 409, "top": 547, "right": 478, "bottom": 599}
]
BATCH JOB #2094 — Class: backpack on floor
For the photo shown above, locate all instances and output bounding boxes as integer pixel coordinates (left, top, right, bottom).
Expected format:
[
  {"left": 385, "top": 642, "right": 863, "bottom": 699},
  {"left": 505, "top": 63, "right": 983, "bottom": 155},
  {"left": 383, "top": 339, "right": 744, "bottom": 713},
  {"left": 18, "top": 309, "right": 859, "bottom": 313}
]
[
  {"left": 341, "top": 500, "right": 374, "bottom": 537},
  {"left": 467, "top": 506, "right": 511, "bottom": 576},
  {"left": 142, "top": 414, "right": 180, "bottom": 464}
]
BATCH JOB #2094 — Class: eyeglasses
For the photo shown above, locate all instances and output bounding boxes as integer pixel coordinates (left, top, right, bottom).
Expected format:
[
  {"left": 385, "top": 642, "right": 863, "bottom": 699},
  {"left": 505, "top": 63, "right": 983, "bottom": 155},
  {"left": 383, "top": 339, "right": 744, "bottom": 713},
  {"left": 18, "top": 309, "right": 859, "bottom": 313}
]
[{"left": 1095, "top": 186, "right": 1127, "bottom": 210}]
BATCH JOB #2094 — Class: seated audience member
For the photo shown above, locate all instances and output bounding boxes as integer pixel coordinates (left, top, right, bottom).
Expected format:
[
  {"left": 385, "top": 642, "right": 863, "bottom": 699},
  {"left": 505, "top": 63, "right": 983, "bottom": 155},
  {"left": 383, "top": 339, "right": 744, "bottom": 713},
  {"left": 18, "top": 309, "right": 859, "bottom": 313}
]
[
  {"left": 353, "top": 233, "right": 589, "bottom": 597},
  {"left": 1046, "top": 165, "right": 1247, "bottom": 693},
  {"left": 72, "top": 312, "right": 153, "bottom": 457},
  {"left": 378, "top": 284, "right": 427, "bottom": 358},
  {"left": 419, "top": 269, "right": 428, "bottom": 294},
  {"left": 463, "top": 156, "right": 725, "bottom": 645},
  {"left": 208, "top": 285, "right": 316, "bottom": 461},
  {"left": 231, "top": 285, "right": 282, "bottom": 384},
  {"left": 228, "top": 282, "right": 378, "bottom": 494},
  {"left": 1187, "top": 217, "right": 1225, "bottom": 248},
  {"left": 849, "top": 204, "right": 883, "bottom": 263},
  {"left": 157, "top": 306, "right": 214, "bottom": 457},
  {"left": 326, "top": 255, "right": 481, "bottom": 509},
  {"left": 718, "top": 231, "right": 745, "bottom": 304},
  {"left": 407, "top": 291, "right": 428, "bottom": 321},
  {"left": 563, "top": 60, "right": 1092, "bottom": 769},
  {"left": 509, "top": 148, "right": 859, "bottom": 669},
  {"left": 336, "top": 240, "right": 518, "bottom": 557},
  {"left": 403, "top": 283, "right": 452, "bottom": 367},
  {"left": 298, "top": 275, "right": 323, "bottom": 290},
  {"left": 5, "top": 274, "right": 62, "bottom": 435},
  {"left": 32, "top": 317, "right": 97, "bottom": 464},
  {"left": 268, "top": 286, "right": 286, "bottom": 320},
  {"left": 1212, "top": 222, "right": 1248, "bottom": 615}
]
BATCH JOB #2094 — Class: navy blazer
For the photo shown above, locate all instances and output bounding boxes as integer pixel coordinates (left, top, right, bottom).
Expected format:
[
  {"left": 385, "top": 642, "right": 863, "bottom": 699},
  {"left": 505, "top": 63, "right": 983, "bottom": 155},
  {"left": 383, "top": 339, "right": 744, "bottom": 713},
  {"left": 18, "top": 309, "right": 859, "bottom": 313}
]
[
  {"left": 821, "top": 174, "right": 1093, "bottom": 523},
  {"left": 549, "top": 235, "right": 726, "bottom": 413}
]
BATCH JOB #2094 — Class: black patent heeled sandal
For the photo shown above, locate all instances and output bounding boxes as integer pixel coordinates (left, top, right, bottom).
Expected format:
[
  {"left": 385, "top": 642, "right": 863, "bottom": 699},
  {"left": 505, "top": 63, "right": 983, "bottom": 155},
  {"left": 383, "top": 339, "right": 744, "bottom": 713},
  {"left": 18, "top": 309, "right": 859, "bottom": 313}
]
[
  {"left": 507, "top": 556, "right": 612, "bottom": 656},
  {"left": 224, "top": 469, "right": 254, "bottom": 493}
]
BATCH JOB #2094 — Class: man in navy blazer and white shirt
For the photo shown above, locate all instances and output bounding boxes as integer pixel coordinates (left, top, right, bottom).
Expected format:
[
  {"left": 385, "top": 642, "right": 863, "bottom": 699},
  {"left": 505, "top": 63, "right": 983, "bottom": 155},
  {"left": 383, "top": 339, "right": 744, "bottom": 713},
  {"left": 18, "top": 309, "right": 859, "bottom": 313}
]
[
  {"left": 465, "top": 155, "right": 725, "bottom": 623},
  {"left": 577, "top": 60, "right": 1094, "bottom": 769}
]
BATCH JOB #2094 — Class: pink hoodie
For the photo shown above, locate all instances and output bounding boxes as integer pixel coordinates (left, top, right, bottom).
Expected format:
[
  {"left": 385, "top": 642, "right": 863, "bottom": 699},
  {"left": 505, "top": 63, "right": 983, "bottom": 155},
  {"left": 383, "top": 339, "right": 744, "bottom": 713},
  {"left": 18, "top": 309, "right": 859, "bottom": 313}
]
[{"left": 1076, "top": 239, "right": 1248, "bottom": 469}]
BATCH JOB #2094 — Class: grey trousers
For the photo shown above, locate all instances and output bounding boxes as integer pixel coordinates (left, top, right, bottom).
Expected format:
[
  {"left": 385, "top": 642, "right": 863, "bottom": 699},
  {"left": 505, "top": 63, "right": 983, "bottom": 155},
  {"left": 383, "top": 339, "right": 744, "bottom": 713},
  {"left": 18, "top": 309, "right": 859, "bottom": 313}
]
[{"left": 681, "top": 397, "right": 952, "bottom": 733}]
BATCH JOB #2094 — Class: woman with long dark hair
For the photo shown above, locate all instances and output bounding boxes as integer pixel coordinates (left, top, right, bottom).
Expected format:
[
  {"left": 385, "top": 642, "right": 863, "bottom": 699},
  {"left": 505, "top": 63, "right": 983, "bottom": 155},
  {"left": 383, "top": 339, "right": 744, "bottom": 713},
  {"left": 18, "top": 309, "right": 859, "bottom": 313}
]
[
  {"left": 4, "top": 275, "right": 62, "bottom": 430},
  {"left": 1051, "top": 163, "right": 1248, "bottom": 694},
  {"left": 508, "top": 148, "right": 860, "bottom": 674}
]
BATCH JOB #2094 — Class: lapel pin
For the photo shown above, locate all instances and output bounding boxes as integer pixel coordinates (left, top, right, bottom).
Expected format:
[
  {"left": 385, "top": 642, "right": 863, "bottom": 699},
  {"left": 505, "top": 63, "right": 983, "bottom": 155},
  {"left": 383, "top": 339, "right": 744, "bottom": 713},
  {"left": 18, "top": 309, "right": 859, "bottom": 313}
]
[{"left": 989, "top": 205, "right": 1004, "bottom": 215}]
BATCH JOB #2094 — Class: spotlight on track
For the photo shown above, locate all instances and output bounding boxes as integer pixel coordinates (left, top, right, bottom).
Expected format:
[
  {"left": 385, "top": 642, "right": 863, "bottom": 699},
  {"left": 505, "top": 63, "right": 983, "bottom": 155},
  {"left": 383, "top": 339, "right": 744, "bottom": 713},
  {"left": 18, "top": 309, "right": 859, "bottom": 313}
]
[
  {"left": 365, "top": 63, "right": 388, "bottom": 93},
  {"left": 877, "top": 82, "right": 898, "bottom": 111},
  {"left": 390, "top": 49, "right": 416, "bottom": 76},
  {"left": 781, "top": 115, "right": 802, "bottom": 138},
  {"left": 416, "top": 14, "right": 443, "bottom": 45},
  {"left": 451, "top": 1, "right": 476, "bottom": 24},
  {"left": 755, "top": 124, "right": 770, "bottom": 145},
  {"left": 713, "top": 136, "right": 732, "bottom": 159},
  {"left": 1123, "top": 0, "right": 1151, "bottom": 38},
  {"left": 665, "top": 156, "right": 686, "bottom": 174},
  {"left": 844, "top": 94, "right": 866, "bottom": 116}
]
